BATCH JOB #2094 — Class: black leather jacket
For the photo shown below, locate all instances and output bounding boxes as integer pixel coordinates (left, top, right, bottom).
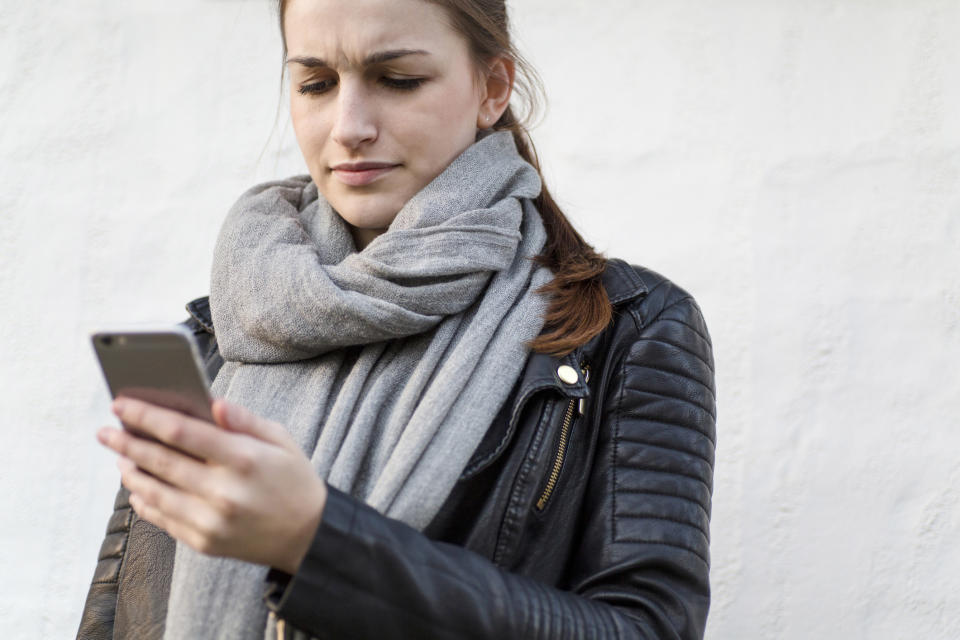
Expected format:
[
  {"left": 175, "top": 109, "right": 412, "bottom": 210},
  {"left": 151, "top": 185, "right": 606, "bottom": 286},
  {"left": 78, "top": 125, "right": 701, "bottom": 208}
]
[{"left": 77, "top": 259, "right": 716, "bottom": 639}]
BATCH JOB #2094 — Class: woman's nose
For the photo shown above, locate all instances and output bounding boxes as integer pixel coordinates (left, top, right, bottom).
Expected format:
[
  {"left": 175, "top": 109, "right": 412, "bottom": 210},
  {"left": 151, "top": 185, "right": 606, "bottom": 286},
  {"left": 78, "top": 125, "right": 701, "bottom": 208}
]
[{"left": 330, "top": 81, "right": 378, "bottom": 150}]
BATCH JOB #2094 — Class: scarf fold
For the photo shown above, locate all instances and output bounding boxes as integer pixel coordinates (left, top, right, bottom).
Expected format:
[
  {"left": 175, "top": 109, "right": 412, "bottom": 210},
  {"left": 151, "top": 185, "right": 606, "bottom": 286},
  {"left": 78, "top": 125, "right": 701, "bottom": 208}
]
[{"left": 163, "top": 131, "right": 553, "bottom": 640}]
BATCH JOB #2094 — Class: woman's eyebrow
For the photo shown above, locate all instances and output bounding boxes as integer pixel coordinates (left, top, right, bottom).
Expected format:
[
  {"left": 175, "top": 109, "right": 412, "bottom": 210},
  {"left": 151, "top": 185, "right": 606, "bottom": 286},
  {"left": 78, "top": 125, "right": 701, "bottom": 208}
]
[{"left": 286, "top": 49, "right": 431, "bottom": 68}]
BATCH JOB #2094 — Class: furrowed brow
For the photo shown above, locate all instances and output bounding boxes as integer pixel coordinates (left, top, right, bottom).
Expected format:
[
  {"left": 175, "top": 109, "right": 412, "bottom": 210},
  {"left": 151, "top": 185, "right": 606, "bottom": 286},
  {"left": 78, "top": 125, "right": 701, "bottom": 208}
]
[
  {"left": 286, "top": 49, "right": 430, "bottom": 69},
  {"left": 286, "top": 56, "right": 328, "bottom": 68},
  {"left": 363, "top": 49, "right": 430, "bottom": 65}
]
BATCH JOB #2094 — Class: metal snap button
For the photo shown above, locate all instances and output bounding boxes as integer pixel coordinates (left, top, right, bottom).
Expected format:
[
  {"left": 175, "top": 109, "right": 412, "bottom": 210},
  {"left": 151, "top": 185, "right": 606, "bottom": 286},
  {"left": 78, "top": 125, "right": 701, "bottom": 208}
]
[{"left": 557, "top": 365, "right": 579, "bottom": 385}]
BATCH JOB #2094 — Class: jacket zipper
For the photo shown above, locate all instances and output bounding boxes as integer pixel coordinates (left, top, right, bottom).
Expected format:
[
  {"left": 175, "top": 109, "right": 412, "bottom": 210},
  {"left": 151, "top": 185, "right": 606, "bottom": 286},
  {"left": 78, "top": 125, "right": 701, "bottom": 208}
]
[{"left": 536, "top": 364, "right": 589, "bottom": 511}]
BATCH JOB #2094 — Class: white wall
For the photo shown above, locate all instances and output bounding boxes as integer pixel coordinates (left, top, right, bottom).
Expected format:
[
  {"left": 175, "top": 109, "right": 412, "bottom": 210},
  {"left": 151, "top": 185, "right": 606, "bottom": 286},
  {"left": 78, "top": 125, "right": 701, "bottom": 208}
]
[{"left": 2, "top": 1, "right": 958, "bottom": 638}]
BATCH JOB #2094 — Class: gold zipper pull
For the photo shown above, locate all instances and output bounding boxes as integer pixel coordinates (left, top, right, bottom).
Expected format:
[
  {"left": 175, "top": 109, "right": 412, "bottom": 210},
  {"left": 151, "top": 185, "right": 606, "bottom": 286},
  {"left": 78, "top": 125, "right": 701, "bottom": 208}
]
[
  {"left": 578, "top": 364, "right": 590, "bottom": 415},
  {"left": 269, "top": 611, "right": 287, "bottom": 640}
]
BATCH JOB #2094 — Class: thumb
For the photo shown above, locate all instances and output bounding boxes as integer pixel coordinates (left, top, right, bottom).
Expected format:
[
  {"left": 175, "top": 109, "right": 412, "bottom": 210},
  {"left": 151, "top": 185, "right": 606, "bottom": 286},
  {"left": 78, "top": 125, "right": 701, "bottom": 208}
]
[{"left": 212, "top": 398, "right": 296, "bottom": 450}]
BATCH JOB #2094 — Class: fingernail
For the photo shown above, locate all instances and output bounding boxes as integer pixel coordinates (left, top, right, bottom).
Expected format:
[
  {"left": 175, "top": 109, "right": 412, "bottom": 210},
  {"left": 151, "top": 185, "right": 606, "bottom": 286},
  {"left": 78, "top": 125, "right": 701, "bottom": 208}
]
[
  {"left": 97, "top": 427, "right": 109, "bottom": 444},
  {"left": 112, "top": 398, "right": 127, "bottom": 415}
]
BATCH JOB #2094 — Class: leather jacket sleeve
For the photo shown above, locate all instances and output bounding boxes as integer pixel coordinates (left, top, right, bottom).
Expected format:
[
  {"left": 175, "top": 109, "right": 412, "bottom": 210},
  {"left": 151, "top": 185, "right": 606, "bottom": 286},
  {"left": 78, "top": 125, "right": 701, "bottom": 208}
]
[
  {"left": 76, "top": 486, "right": 133, "bottom": 640},
  {"left": 77, "top": 487, "right": 177, "bottom": 640},
  {"left": 264, "top": 292, "right": 716, "bottom": 639}
]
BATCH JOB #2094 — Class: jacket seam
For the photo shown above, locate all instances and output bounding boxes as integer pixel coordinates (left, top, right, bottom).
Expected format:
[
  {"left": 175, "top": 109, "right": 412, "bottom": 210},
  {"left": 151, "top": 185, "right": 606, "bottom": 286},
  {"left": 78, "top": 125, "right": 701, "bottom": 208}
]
[
  {"left": 627, "top": 362, "right": 716, "bottom": 399},
  {"left": 625, "top": 288, "right": 709, "bottom": 352},
  {"left": 616, "top": 488, "right": 712, "bottom": 520},
  {"left": 654, "top": 316, "right": 713, "bottom": 348},
  {"left": 636, "top": 293, "right": 692, "bottom": 331},
  {"left": 682, "top": 300, "right": 713, "bottom": 346},
  {"left": 614, "top": 513, "right": 710, "bottom": 541},
  {"left": 626, "top": 333, "right": 715, "bottom": 377},
  {"left": 611, "top": 350, "right": 628, "bottom": 546},
  {"left": 615, "top": 437, "right": 714, "bottom": 472},
  {"left": 623, "top": 417, "right": 718, "bottom": 448},
  {"left": 617, "top": 466, "right": 712, "bottom": 492},
  {"left": 113, "top": 509, "right": 134, "bottom": 584},
  {"left": 612, "top": 539, "right": 710, "bottom": 567},
  {"left": 621, "top": 385, "right": 716, "bottom": 422}
]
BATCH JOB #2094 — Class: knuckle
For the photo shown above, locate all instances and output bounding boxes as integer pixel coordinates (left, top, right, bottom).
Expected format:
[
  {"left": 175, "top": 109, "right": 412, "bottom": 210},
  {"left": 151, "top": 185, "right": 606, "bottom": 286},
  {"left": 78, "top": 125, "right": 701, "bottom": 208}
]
[
  {"left": 142, "top": 483, "right": 162, "bottom": 507},
  {"left": 156, "top": 461, "right": 178, "bottom": 486},
  {"left": 233, "top": 449, "right": 257, "bottom": 475},
  {"left": 166, "top": 417, "right": 188, "bottom": 446},
  {"left": 213, "top": 490, "right": 239, "bottom": 521},
  {"left": 150, "top": 449, "right": 170, "bottom": 476},
  {"left": 128, "top": 401, "right": 148, "bottom": 427}
]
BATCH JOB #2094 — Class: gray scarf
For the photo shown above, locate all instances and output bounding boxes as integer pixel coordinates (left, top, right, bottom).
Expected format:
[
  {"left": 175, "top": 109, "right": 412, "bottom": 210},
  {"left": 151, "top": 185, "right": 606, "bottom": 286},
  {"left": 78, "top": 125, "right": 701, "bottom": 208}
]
[{"left": 163, "top": 131, "right": 552, "bottom": 639}]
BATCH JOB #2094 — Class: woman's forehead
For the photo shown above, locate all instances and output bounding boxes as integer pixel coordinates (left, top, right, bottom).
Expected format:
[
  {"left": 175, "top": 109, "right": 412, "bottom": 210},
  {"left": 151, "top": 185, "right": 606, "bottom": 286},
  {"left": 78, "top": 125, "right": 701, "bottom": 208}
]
[{"left": 283, "top": 0, "right": 461, "bottom": 67}]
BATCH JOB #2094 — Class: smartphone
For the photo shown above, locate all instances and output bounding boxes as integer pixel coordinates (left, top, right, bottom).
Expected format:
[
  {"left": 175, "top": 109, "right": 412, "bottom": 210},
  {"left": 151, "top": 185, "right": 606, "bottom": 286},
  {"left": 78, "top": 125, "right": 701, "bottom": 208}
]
[{"left": 91, "top": 326, "right": 214, "bottom": 433}]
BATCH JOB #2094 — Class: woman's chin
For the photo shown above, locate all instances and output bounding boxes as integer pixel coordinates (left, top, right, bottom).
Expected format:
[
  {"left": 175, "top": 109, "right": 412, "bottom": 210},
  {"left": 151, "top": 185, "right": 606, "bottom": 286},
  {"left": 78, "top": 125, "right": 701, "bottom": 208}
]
[{"left": 325, "top": 188, "right": 408, "bottom": 231}]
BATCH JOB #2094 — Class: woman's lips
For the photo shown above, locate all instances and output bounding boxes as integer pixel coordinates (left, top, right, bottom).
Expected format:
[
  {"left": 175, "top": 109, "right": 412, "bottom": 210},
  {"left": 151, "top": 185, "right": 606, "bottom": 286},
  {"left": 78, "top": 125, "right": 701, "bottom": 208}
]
[{"left": 331, "top": 163, "right": 399, "bottom": 187}]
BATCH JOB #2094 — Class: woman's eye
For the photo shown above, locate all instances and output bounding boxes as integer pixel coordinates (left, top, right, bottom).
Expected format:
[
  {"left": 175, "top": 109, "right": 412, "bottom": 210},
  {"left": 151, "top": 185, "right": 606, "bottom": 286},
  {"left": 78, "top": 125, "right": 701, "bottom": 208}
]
[
  {"left": 380, "top": 76, "right": 425, "bottom": 92},
  {"left": 298, "top": 79, "right": 336, "bottom": 95}
]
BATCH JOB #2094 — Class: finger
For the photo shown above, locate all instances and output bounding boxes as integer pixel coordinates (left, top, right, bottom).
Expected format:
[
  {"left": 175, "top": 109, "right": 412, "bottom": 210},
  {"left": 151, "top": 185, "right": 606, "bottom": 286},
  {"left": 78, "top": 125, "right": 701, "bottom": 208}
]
[
  {"left": 120, "top": 460, "right": 219, "bottom": 545},
  {"left": 109, "top": 431, "right": 209, "bottom": 494},
  {"left": 212, "top": 398, "right": 296, "bottom": 450},
  {"left": 112, "top": 397, "right": 235, "bottom": 465},
  {"left": 128, "top": 492, "right": 211, "bottom": 555},
  {"left": 128, "top": 491, "right": 185, "bottom": 540},
  {"left": 99, "top": 426, "right": 193, "bottom": 484},
  {"left": 98, "top": 426, "right": 140, "bottom": 458}
]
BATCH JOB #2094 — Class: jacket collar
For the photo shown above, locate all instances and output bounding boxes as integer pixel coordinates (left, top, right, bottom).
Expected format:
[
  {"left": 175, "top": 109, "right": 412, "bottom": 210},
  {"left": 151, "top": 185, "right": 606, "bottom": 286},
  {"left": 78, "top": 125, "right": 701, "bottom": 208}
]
[
  {"left": 511, "top": 258, "right": 647, "bottom": 401},
  {"left": 185, "top": 296, "right": 214, "bottom": 334},
  {"left": 601, "top": 257, "right": 648, "bottom": 307}
]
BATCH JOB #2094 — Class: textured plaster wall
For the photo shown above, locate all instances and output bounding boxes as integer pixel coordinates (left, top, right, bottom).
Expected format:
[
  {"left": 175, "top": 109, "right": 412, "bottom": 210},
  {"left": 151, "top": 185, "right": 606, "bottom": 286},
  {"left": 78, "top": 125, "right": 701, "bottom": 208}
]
[{"left": 2, "top": 1, "right": 958, "bottom": 638}]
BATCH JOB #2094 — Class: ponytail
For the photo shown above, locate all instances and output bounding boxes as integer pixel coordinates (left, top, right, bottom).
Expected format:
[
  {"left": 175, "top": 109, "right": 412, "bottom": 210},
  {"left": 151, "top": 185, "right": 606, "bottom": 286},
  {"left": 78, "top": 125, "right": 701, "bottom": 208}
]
[{"left": 497, "top": 107, "right": 611, "bottom": 357}]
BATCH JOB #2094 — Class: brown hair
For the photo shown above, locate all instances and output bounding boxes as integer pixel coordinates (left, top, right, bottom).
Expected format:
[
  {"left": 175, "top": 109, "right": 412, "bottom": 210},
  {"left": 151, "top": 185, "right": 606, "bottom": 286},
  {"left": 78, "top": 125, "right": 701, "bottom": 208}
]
[{"left": 277, "top": 0, "right": 611, "bottom": 357}]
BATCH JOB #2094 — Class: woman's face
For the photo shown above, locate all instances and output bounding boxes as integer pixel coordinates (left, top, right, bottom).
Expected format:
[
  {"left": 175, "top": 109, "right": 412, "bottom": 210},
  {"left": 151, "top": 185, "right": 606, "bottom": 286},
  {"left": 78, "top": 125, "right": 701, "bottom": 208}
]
[{"left": 284, "top": 0, "right": 491, "bottom": 248}]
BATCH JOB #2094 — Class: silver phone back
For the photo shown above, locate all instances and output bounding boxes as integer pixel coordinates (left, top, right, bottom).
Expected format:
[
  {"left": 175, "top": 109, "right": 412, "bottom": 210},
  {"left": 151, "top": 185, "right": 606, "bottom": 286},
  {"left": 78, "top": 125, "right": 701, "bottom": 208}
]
[{"left": 91, "top": 326, "right": 213, "bottom": 423}]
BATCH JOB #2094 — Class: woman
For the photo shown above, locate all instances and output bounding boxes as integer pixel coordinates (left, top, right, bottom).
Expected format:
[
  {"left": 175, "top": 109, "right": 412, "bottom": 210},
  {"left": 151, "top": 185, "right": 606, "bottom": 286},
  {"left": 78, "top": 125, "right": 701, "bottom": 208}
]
[{"left": 79, "top": 0, "right": 716, "bottom": 638}]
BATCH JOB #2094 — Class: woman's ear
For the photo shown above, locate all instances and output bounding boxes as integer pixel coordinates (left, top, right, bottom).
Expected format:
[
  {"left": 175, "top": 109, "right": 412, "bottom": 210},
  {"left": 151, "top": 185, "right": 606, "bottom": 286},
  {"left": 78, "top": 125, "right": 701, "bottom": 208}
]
[{"left": 477, "top": 57, "right": 515, "bottom": 128}]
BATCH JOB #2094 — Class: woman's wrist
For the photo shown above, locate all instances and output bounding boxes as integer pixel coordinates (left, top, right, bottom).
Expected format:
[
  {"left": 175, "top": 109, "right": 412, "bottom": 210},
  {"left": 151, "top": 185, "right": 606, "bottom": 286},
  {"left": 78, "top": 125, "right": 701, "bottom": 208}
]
[{"left": 278, "top": 479, "right": 328, "bottom": 575}]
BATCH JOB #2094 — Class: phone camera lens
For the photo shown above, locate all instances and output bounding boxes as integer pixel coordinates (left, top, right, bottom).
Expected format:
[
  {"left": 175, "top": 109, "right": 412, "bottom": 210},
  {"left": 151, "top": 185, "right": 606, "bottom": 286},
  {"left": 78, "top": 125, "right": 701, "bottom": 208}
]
[{"left": 101, "top": 336, "right": 113, "bottom": 346}]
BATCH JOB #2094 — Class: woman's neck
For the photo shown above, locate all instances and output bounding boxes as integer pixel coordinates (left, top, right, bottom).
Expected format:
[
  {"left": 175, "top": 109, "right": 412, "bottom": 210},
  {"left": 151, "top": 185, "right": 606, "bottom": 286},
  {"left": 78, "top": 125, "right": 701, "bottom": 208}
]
[{"left": 349, "top": 225, "right": 387, "bottom": 252}]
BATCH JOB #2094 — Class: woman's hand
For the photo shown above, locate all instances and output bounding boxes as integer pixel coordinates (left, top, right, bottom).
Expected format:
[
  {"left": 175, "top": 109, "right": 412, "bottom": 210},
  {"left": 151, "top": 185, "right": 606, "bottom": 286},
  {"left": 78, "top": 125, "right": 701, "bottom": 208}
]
[{"left": 96, "top": 397, "right": 327, "bottom": 574}]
